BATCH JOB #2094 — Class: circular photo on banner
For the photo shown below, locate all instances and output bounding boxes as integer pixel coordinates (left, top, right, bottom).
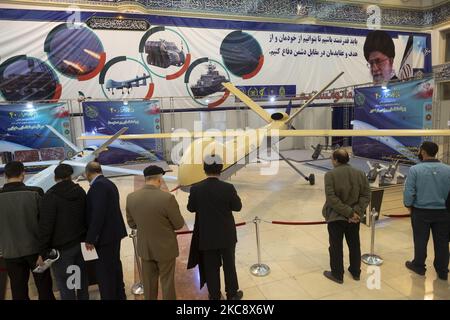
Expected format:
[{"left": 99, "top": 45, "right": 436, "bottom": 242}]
[
  {"left": 220, "top": 31, "right": 264, "bottom": 79},
  {"left": 185, "top": 57, "right": 230, "bottom": 108},
  {"left": 45, "top": 24, "right": 105, "bottom": 80},
  {"left": 0, "top": 55, "right": 61, "bottom": 101},
  {"left": 99, "top": 56, "right": 154, "bottom": 100},
  {"left": 139, "top": 26, "right": 191, "bottom": 80}
]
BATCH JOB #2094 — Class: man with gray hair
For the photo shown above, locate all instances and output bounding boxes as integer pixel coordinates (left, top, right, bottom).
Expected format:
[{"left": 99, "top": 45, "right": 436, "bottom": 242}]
[
  {"left": 322, "top": 149, "right": 370, "bottom": 284},
  {"left": 126, "top": 165, "right": 185, "bottom": 300}
]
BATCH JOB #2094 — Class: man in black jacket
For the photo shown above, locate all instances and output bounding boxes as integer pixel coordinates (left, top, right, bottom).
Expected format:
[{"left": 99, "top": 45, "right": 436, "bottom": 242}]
[
  {"left": 84, "top": 162, "right": 127, "bottom": 300},
  {"left": 0, "top": 161, "right": 55, "bottom": 300},
  {"left": 447, "top": 191, "right": 450, "bottom": 243},
  {"left": 187, "top": 155, "right": 243, "bottom": 300},
  {"left": 37, "top": 164, "right": 89, "bottom": 300}
]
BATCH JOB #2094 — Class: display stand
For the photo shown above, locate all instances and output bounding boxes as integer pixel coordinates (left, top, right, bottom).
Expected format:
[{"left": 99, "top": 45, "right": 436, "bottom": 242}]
[
  {"left": 366, "top": 184, "right": 404, "bottom": 226},
  {"left": 0, "top": 257, "right": 7, "bottom": 300},
  {"left": 366, "top": 187, "right": 384, "bottom": 226}
]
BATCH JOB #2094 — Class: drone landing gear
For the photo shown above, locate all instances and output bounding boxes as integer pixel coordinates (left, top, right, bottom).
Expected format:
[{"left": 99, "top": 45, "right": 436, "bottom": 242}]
[
  {"left": 308, "top": 173, "right": 315, "bottom": 185},
  {"left": 288, "top": 163, "right": 315, "bottom": 185},
  {"left": 272, "top": 147, "right": 315, "bottom": 186}
]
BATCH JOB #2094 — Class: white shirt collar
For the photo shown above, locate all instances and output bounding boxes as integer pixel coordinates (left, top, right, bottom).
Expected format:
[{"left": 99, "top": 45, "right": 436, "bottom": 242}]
[{"left": 90, "top": 175, "right": 101, "bottom": 186}]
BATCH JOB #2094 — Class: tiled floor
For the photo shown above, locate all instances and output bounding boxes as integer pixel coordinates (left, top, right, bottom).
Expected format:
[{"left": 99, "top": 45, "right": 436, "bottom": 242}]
[{"left": 2, "top": 158, "right": 449, "bottom": 300}]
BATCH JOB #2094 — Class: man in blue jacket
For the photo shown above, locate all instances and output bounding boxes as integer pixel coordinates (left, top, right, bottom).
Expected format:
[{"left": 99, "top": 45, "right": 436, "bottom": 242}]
[
  {"left": 85, "top": 162, "right": 127, "bottom": 299},
  {"left": 403, "top": 141, "right": 450, "bottom": 281}
]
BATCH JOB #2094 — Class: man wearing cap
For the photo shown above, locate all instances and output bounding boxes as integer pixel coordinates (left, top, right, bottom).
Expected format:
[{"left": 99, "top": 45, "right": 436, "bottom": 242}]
[
  {"left": 363, "top": 30, "right": 398, "bottom": 85},
  {"left": 126, "top": 165, "right": 185, "bottom": 300}
]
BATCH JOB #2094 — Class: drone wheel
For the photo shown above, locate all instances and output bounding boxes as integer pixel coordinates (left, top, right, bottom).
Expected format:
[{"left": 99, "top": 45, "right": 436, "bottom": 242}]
[{"left": 308, "top": 174, "right": 315, "bottom": 185}]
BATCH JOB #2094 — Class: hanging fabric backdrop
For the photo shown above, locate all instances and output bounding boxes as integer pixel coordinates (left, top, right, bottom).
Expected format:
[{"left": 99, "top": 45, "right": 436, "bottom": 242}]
[{"left": 0, "top": 8, "right": 432, "bottom": 109}]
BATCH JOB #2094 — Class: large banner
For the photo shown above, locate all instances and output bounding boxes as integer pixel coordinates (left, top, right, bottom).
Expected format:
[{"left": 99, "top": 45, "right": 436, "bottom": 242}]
[
  {"left": 0, "top": 102, "right": 72, "bottom": 161},
  {"left": 352, "top": 78, "right": 434, "bottom": 163},
  {"left": 82, "top": 100, "right": 163, "bottom": 165},
  {"left": 0, "top": 8, "right": 431, "bottom": 108}
]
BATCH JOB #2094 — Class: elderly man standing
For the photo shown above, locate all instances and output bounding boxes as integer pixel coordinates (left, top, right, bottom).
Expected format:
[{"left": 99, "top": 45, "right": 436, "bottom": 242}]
[
  {"left": 322, "top": 149, "right": 370, "bottom": 284},
  {"left": 404, "top": 141, "right": 450, "bottom": 281},
  {"left": 126, "top": 165, "right": 185, "bottom": 300}
]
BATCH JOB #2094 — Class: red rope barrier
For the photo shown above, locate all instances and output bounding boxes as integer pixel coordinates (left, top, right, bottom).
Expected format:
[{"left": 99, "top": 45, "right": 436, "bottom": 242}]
[
  {"left": 271, "top": 220, "right": 327, "bottom": 225},
  {"left": 176, "top": 230, "right": 193, "bottom": 235},
  {"left": 0, "top": 268, "right": 6, "bottom": 273},
  {"left": 176, "top": 222, "right": 247, "bottom": 235},
  {"left": 383, "top": 214, "right": 411, "bottom": 218}
]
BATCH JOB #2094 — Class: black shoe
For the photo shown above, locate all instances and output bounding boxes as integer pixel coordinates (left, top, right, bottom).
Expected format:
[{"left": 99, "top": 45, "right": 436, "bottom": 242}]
[
  {"left": 437, "top": 273, "right": 448, "bottom": 281},
  {"left": 323, "top": 271, "right": 343, "bottom": 284},
  {"left": 227, "top": 290, "right": 243, "bottom": 300},
  {"left": 348, "top": 268, "right": 360, "bottom": 281},
  {"left": 405, "top": 261, "right": 425, "bottom": 276},
  {"left": 209, "top": 293, "right": 223, "bottom": 300}
]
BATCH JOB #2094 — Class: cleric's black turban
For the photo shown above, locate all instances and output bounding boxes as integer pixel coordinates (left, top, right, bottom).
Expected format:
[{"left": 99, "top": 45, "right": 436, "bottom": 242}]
[{"left": 363, "top": 30, "right": 395, "bottom": 61}]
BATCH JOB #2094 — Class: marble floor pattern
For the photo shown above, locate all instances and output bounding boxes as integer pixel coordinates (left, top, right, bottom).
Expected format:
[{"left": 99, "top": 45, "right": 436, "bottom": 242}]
[{"left": 2, "top": 159, "right": 449, "bottom": 300}]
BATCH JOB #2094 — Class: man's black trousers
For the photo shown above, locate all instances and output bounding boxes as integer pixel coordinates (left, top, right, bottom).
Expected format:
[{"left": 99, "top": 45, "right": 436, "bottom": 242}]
[
  {"left": 201, "top": 246, "right": 239, "bottom": 300},
  {"left": 95, "top": 241, "right": 126, "bottom": 300},
  {"left": 328, "top": 220, "right": 361, "bottom": 281},
  {"left": 410, "top": 208, "right": 450, "bottom": 276}
]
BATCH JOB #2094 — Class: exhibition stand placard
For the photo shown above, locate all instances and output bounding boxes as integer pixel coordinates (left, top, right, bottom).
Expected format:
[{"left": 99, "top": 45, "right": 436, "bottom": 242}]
[
  {"left": 0, "top": 102, "right": 73, "bottom": 162},
  {"left": 82, "top": 100, "right": 163, "bottom": 165},
  {"left": 352, "top": 78, "right": 434, "bottom": 164}
]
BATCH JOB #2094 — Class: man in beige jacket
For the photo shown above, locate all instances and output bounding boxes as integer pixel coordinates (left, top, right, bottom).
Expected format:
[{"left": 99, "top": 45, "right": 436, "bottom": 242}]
[{"left": 126, "top": 165, "right": 185, "bottom": 300}]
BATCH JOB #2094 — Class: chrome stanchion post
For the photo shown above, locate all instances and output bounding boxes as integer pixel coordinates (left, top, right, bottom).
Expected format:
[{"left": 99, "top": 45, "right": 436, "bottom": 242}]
[
  {"left": 129, "top": 229, "right": 144, "bottom": 295},
  {"left": 250, "top": 216, "right": 270, "bottom": 276},
  {"left": 361, "top": 208, "right": 383, "bottom": 266}
]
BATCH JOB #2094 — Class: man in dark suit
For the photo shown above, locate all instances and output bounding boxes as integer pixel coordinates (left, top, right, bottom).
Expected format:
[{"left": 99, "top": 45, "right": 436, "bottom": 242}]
[
  {"left": 85, "top": 162, "right": 127, "bottom": 300},
  {"left": 187, "top": 155, "right": 243, "bottom": 300}
]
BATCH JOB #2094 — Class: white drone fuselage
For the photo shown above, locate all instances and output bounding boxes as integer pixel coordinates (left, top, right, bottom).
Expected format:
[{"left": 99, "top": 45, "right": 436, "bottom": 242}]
[{"left": 25, "top": 147, "right": 99, "bottom": 192}]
